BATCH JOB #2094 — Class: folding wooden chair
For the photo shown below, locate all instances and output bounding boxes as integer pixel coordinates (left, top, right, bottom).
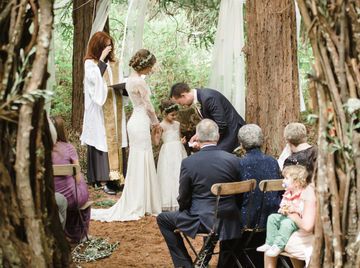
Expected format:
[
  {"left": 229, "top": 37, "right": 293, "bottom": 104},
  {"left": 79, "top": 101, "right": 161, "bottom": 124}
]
[
  {"left": 53, "top": 164, "right": 93, "bottom": 241},
  {"left": 259, "top": 179, "right": 303, "bottom": 268},
  {"left": 176, "top": 179, "right": 257, "bottom": 268}
]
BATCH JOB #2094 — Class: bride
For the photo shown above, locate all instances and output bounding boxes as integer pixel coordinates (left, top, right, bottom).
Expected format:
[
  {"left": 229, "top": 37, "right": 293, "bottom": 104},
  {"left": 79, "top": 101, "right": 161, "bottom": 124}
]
[{"left": 91, "top": 49, "right": 162, "bottom": 221}]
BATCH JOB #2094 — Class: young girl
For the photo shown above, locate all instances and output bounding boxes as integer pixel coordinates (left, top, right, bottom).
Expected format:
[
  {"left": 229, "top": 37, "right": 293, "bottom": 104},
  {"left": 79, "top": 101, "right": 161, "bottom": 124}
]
[
  {"left": 257, "top": 165, "right": 310, "bottom": 257},
  {"left": 153, "top": 100, "right": 187, "bottom": 211}
]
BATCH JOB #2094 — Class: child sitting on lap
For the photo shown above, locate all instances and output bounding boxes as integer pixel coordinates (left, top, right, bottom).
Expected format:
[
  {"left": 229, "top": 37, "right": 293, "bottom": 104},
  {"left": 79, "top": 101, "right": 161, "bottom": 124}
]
[{"left": 257, "top": 165, "right": 309, "bottom": 257}]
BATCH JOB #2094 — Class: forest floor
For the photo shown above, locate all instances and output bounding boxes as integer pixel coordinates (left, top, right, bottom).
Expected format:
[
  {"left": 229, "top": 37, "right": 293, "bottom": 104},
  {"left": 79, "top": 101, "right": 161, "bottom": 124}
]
[{"left": 76, "top": 187, "right": 219, "bottom": 268}]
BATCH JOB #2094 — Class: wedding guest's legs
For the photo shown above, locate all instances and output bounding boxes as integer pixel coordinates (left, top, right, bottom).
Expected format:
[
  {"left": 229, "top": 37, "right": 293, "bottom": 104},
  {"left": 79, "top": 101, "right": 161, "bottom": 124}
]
[
  {"left": 290, "top": 258, "right": 305, "bottom": 268},
  {"left": 264, "top": 255, "right": 278, "bottom": 268},
  {"left": 265, "top": 213, "right": 284, "bottom": 246},
  {"left": 55, "top": 192, "right": 67, "bottom": 230},
  {"left": 217, "top": 239, "right": 242, "bottom": 268},
  {"left": 272, "top": 217, "right": 298, "bottom": 250},
  {"left": 157, "top": 211, "right": 192, "bottom": 268}
]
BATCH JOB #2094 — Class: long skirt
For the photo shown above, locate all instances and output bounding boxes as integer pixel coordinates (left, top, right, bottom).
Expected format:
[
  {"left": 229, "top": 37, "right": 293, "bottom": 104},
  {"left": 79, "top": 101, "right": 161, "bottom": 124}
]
[{"left": 87, "top": 145, "right": 110, "bottom": 183}]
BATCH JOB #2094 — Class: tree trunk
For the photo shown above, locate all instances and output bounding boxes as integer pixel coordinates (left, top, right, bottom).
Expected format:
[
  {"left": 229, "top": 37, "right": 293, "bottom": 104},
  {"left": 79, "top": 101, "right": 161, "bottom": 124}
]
[
  {"left": 72, "top": 0, "right": 97, "bottom": 132},
  {"left": 296, "top": 1, "right": 360, "bottom": 267},
  {"left": 245, "top": 0, "right": 300, "bottom": 156},
  {"left": 0, "top": 0, "right": 70, "bottom": 266}
]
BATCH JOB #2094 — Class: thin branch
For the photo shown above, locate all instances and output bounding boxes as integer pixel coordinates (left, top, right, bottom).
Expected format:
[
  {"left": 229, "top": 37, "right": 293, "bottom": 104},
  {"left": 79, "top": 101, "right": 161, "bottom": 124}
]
[{"left": 24, "top": 0, "right": 39, "bottom": 55}]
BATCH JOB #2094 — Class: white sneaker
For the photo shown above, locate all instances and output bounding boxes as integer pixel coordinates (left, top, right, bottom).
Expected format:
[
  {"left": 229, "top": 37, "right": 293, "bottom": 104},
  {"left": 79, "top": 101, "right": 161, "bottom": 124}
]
[
  {"left": 256, "top": 244, "right": 271, "bottom": 252},
  {"left": 265, "top": 245, "right": 282, "bottom": 257}
]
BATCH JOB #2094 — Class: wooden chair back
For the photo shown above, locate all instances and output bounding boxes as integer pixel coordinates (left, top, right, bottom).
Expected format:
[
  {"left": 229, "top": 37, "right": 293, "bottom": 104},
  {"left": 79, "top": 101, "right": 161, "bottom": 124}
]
[
  {"left": 259, "top": 179, "right": 284, "bottom": 192},
  {"left": 211, "top": 179, "right": 257, "bottom": 196},
  {"left": 53, "top": 164, "right": 80, "bottom": 176}
]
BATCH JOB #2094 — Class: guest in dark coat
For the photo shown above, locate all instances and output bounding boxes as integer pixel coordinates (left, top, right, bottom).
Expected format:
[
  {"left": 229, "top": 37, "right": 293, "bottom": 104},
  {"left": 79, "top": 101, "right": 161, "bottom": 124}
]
[
  {"left": 170, "top": 82, "right": 245, "bottom": 153},
  {"left": 220, "top": 124, "right": 282, "bottom": 268},
  {"left": 51, "top": 116, "right": 90, "bottom": 242},
  {"left": 157, "top": 119, "right": 242, "bottom": 268}
]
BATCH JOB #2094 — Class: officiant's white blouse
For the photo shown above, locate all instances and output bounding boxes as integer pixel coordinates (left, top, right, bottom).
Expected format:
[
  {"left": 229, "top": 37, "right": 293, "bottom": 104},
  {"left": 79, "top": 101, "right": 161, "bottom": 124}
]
[
  {"left": 80, "top": 60, "right": 109, "bottom": 152},
  {"left": 80, "top": 60, "right": 128, "bottom": 152}
]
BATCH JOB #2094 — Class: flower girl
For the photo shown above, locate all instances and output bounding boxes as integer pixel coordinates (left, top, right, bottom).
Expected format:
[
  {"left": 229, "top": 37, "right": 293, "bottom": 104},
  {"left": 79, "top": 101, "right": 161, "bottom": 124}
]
[{"left": 153, "top": 100, "right": 187, "bottom": 211}]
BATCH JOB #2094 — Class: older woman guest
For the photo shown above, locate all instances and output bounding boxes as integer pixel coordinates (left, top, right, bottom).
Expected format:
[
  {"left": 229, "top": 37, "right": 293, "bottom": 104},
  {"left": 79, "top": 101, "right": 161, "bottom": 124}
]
[
  {"left": 282, "top": 123, "right": 317, "bottom": 178},
  {"left": 52, "top": 116, "right": 90, "bottom": 242},
  {"left": 278, "top": 123, "right": 317, "bottom": 176},
  {"left": 264, "top": 123, "right": 317, "bottom": 268},
  {"left": 219, "top": 124, "right": 282, "bottom": 267}
]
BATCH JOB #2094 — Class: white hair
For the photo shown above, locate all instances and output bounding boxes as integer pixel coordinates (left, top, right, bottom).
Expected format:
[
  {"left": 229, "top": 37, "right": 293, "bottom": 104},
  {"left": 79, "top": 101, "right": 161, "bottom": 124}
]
[
  {"left": 238, "top": 124, "right": 263, "bottom": 150},
  {"left": 196, "top": 119, "right": 219, "bottom": 142}
]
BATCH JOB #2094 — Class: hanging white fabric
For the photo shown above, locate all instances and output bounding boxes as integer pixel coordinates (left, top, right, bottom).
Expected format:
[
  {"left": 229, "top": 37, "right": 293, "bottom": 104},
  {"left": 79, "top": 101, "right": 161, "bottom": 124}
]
[
  {"left": 294, "top": 0, "right": 306, "bottom": 111},
  {"left": 208, "top": 0, "right": 246, "bottom": 118},
  {"left": 89, "top": 0, "right": 111, "bottom": 39},
  {"left": 119, "top": 0, "right": 148, "bottom": 78}
]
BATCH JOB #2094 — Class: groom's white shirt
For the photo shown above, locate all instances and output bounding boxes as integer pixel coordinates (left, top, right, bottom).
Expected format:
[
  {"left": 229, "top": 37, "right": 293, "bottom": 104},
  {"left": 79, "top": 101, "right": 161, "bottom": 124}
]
[{"left": 192, "top": 89, "right": 203, "bottom": 118}]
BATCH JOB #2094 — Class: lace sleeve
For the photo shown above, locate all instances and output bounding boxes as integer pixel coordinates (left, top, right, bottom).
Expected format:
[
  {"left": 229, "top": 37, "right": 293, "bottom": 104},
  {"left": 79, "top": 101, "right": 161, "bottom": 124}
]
[{"left": 133, "top": 80, "right": 159, "bottom": 124}]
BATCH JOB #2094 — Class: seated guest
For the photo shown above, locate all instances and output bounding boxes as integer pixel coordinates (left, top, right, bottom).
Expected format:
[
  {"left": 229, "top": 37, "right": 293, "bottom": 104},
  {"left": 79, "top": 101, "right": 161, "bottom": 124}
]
[
  {"left": 282, "top": 122, "right": 317, "bottom": 180},
  {"left": 257, "top": 165, "right": 310, "bottom": 257},
  {"left": 219, "top": 124, "right": 282, "bottom": 267},
  {"left": 156, "top": 119, "right": 242, "bottom": 268},
  {"left": 278, "top": 123, "right": 317, "bottom": 176},
  {"left": 263, "top": 166, "right": 316, "bottom": 268},
  {"left": 51, "top": 116, "right": 90, "bottom": 242}
]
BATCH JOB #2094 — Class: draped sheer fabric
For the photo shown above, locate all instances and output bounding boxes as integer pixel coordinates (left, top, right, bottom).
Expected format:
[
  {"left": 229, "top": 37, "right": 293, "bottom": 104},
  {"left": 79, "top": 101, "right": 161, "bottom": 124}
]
[
  {"left": 89, "top": 0, "right": 111, "bottom": 39},
  {"left": 295, "top": 0, "right": 306, "bottom": 111},
  {"left": 119, "top": 0, "right": 148, "bottom": 78},
  {"left": 209, "top": 0, "right": 246, "bottom": 118},
  {"left": 209, "top": 0, "right": 305, "bottom": 117}
]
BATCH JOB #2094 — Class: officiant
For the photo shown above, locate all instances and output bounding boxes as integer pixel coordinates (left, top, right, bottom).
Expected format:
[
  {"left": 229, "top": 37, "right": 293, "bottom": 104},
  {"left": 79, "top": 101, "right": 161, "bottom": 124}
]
[{"left": 80, "top": 31, "right": 128, "bottom": 195}]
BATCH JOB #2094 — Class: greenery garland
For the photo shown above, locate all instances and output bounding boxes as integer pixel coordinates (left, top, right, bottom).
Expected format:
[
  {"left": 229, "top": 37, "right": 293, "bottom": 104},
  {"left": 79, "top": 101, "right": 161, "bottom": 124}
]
[{"left": 72, "top": 237, "right": 120, "bottom": 263}]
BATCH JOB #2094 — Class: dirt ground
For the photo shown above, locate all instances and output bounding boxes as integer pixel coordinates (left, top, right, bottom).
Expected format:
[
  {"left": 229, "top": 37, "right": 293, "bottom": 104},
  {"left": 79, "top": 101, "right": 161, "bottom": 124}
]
[{"left": 77, "top": 187, "right": 218, "bottom": 268}]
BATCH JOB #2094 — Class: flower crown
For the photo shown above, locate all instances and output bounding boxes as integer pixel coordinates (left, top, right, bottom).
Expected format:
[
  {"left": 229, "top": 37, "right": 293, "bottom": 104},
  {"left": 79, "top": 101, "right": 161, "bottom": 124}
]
[
  {"left": 164, "top": 104, "right": 179, "bottom": 114},
  {"left": 138, "top": 53, "right": 153, "bottom": 68}
]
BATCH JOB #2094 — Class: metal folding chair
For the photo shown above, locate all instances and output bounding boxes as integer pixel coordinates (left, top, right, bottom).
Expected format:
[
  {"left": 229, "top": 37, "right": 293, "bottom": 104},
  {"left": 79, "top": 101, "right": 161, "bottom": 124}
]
[
  {"left": 176, "top": 179, "right": 257, "bottom": 268},
  {"left": 53, "top": 164, "right": 93, "bottom": 241}
]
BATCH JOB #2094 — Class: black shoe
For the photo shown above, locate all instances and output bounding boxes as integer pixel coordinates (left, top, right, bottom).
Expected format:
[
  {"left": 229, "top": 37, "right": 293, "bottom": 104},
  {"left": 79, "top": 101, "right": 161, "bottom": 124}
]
[{"left": 103, "top": 185, "right": 116, "bottom": 195}]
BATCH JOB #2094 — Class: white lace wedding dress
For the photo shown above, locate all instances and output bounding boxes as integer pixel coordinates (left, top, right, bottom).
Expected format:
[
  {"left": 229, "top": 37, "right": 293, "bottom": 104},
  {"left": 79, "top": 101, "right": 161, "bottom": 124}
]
[{"left": 91, "top": 75, "right": 162, "bottom": 221}]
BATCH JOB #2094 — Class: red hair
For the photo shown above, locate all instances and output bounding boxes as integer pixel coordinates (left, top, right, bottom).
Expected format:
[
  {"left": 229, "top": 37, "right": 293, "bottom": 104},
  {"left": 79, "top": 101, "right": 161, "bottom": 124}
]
[{"left": 84, "top": 31, "right": 115, "bottom": 62}]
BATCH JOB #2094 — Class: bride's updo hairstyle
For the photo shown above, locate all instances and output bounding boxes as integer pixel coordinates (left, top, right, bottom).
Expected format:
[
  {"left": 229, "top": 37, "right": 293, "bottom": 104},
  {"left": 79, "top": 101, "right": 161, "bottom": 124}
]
[{"left": 129, "top": 49, "right": 156, "bottom": 72}]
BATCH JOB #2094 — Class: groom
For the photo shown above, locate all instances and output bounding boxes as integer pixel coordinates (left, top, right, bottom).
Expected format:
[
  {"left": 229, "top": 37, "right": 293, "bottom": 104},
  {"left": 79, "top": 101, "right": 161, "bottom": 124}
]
[{"left": 170, "top": 82, "right": 245, "bottom": 153}]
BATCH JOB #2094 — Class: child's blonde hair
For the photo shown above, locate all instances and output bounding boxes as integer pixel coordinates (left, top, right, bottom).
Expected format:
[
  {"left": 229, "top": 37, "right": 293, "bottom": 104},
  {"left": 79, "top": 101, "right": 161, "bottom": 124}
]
[{"left": 282, "top": 165, "right": 308, "bottom": 188}]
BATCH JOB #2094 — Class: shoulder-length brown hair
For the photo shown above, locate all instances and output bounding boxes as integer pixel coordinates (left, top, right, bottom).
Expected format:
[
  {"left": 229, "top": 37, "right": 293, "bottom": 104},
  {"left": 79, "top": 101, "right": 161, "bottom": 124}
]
[
  {"left": 84, "top": 31, "right": 115, "bottom": 62},
  {"left": 51, "top": 116, "right": 68, "bottom": 143}
]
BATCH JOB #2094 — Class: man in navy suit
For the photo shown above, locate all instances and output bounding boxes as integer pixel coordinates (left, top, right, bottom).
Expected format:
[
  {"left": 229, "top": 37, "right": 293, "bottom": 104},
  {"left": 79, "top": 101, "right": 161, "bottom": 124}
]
[
  {"left": 156, "top": 119, "right": 243, "bottom": 268},
  {"left": 170, "top": 82, "right": 245, "bottom": 153}
]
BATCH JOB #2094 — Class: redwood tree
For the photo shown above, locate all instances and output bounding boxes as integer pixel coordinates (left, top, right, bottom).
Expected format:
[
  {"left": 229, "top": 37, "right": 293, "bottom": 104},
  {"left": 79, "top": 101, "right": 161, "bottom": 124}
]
[
  {"left": 0, "top": 0, "right": 69, "bottom": 266},
  {"left": 296, "top": 1, "right": 360, "bottom": 267},
  {"left": 72, "top": 0, "right": 97, "bottom": 131},
  {"left": 245, "top": 0, "right": 300, "bottom": 156}
]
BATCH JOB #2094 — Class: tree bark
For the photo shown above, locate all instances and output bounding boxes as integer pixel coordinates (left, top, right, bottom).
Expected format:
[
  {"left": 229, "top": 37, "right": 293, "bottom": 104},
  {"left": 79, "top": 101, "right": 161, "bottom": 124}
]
[
  {"left": 0, "top": 0, "right": 70, "bottom": 266},
  {"left": 245, "top": 0, "right": 300, "bottom": 156},
  {"left": 296, "top": 1, "right": 360, "bottom": 267},
  {"left": 72, "top": 0, "right": 97, "bottom": 131}
]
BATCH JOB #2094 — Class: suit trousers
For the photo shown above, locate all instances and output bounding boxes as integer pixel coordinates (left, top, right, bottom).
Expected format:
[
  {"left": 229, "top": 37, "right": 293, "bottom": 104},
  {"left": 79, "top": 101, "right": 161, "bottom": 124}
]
[
  {"left": 265, "top": 213, "right": 298, "bottom": 249},
  {"left": 157, "top": 211, "right": 213, "bottom": 268}
]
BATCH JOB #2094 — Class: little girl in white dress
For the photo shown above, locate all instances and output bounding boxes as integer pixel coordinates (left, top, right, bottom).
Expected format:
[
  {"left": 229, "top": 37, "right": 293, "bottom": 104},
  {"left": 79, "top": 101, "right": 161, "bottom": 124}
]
[{"left": 153, "top": 100, "right": 187, "bottom": 211}]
